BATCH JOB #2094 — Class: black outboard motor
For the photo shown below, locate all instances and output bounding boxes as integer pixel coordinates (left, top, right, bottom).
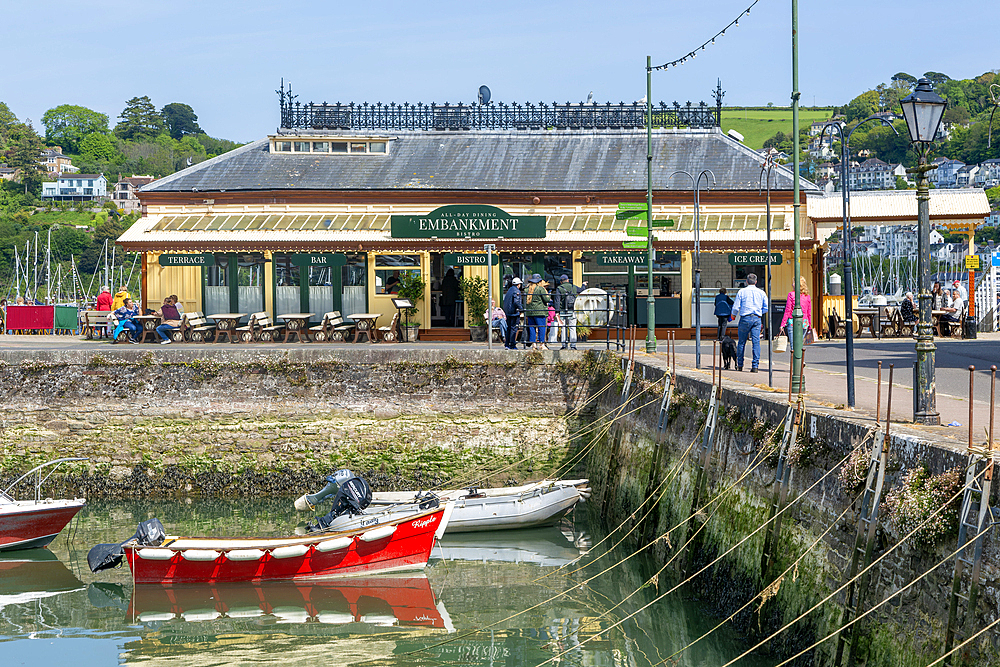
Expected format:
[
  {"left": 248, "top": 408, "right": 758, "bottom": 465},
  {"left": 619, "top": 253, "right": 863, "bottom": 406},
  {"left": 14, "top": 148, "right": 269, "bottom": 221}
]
[
  {"left": 87, "top": 518, "right": 166, "bottom": 573},
  {"left": 294, "top": 469, "right": 372, "bottom": 532}
]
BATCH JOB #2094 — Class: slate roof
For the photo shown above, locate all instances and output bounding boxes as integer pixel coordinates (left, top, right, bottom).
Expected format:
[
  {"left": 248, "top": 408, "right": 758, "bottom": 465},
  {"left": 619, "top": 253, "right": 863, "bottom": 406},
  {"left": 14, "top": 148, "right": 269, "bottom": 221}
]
[{"left": 142, "top": 128, "right": 816, "bottom": 194}]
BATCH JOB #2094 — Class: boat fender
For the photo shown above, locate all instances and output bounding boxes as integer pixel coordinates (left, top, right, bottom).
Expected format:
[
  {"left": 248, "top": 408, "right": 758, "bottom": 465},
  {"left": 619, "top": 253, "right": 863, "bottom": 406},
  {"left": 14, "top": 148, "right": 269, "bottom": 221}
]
[
  {"left": 271, "top": 544, "right": 309, "bottom": 559},
  {"left": 137, "top": 548, "right": 175, "bottom": 560},
  {"left": 227, "top": 549, "right": 266, "bottom": 561},
  {"left": 138, "top": 612, "right": 176, "bottom": 623},
  {"left": 360, "top": 525, "right": 396, "bottom": 542},
  {"left": 316, "top": 537, "right": 353, "bottom": 552},
  {"left": 182, "top": 549, "right": 221, "bottom": 561},
  {"left": 435, "top": 501, "right": 456, "bottom": 539}
]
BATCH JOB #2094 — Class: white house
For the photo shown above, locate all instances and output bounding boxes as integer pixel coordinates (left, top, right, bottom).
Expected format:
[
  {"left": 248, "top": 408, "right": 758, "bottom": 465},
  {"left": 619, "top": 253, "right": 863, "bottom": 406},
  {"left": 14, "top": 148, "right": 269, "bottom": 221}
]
[
  {"left": 956, "top": 164, "right": 980, "bottom": 188},
  {"left": 974, "top": 159, "right": 1000, "bottom": 189},
  {"left": 41, "top": 174, "right": 108, "bottom": 201},
  {"left": 112, "top": 175, "right": 156, "bottom": 213}
]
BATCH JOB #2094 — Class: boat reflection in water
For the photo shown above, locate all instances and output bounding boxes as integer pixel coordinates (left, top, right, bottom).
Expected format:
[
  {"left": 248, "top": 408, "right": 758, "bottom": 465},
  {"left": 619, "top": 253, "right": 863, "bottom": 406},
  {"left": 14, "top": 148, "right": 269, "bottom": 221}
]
[
  {"left": 433, "top": 525, "right": 588, "bottom": 567},
  {"left": 0, "top": 548, "right": 84, "bottom": 611},
  {"left": 128, "top": 574, "right": 452, "bottom": 630}
]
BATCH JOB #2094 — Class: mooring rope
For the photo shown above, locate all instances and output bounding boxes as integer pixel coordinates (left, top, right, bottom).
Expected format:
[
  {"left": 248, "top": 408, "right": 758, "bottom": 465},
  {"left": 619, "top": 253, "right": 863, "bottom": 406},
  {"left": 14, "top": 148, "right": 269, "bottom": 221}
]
[
  {"left": 534, "top": 432, "right": 870, "bottom": 667},
  {"left": 714, "top": 463, "right": 987, "bottom": 667},
  {"left": 654, "top": 485, "right": 868, "bottom": 666}
]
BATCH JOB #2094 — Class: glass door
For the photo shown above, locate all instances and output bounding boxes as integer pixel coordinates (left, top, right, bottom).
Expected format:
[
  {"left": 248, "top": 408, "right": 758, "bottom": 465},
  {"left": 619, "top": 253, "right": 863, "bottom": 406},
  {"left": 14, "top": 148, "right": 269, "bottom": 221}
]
[
  {"left": 341, "top": 253, "right": 367, "bottom": 317},
  {"left": 237, "top": 253, "right": 265, "bottom": 321},
  {"left": 204, "top": 254, "right": 230, "bottom": 316}
]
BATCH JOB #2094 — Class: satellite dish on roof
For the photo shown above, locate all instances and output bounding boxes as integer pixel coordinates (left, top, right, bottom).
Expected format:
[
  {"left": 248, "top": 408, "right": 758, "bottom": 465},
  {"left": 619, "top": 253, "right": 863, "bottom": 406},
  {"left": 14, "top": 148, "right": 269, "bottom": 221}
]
[{"left": 478, "top": 85, "right": 491, "bottom": 105}]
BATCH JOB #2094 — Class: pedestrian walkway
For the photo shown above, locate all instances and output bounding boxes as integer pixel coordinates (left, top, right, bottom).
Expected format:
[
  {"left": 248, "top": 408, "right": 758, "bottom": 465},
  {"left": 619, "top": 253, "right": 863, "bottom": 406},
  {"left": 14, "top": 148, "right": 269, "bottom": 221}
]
[{"left": 650, "top": 335, "right": 1000, "bottom": 450}]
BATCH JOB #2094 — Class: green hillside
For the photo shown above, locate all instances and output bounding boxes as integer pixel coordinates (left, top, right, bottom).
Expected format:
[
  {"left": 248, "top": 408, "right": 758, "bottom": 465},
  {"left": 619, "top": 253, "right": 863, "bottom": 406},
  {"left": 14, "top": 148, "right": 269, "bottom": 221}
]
[{"left": 721, "top": 107, "right": 833, "bottom": 149}]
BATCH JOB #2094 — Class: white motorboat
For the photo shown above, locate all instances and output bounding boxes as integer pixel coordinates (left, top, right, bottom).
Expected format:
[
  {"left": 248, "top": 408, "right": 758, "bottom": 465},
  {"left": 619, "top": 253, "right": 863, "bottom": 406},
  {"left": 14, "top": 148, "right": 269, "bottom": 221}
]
[{"left": 296, "top": 478, "right": 590, "bottom": 535}]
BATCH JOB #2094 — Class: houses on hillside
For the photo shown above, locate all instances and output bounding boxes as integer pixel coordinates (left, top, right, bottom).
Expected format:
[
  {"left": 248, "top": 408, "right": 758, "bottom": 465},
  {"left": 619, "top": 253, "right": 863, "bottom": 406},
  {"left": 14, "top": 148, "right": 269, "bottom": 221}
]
[
  {"left": 38, "top": 147, "right": 79, "bottom": 174},
  {"left": 848, "top": 158, "right": 908, "bottom": 191}
]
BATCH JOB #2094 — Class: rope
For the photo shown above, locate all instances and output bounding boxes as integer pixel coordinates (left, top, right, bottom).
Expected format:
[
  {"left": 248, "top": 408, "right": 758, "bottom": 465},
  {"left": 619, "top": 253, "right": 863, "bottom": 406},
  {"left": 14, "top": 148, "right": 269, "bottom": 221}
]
[
  {"left": 655, "top": 486, "right": 866, "bottom": 665},
  {"left": 924, "top": 616, "right": 1000, "bottom": 667},
  {"left": 534, "top": 429, "right": 870, "bottom": 667},
  {"left": 773, "top": 507, "right": 999, "bottom": 667},
  {"left": 715, "top": 463, "right": 987, "bottom": 667}
]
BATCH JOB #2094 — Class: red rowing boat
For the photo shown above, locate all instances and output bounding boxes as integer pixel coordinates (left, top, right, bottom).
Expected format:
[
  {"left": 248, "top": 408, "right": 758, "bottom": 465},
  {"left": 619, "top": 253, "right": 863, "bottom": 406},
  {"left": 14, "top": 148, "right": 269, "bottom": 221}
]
[
  {"left": 0, "top": 458, "right": 87, "bottom": 552},
  {"left": 122, "top": 505, "right": 452, "bottom": 584}
]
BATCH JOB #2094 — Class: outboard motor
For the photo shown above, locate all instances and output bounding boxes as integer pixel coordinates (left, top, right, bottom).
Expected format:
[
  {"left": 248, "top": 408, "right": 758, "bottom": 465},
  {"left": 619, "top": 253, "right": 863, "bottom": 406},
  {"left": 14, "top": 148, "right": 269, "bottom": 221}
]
[
  {"left": 87, "top": 518, "right": 166, "bottom": 573},
  {"left": 294, "top": 469, "right": 372, "bottom": 532}
]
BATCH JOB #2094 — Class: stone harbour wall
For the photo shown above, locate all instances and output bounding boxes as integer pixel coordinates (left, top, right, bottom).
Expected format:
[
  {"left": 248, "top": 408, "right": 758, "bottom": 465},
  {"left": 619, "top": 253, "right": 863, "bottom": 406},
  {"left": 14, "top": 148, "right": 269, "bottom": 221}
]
[
  {"left": 582, "top": 357, "right": 999, "bottom": 667},
  {"left": 0, "top": 348, "right": 589, "bottom": 498}
]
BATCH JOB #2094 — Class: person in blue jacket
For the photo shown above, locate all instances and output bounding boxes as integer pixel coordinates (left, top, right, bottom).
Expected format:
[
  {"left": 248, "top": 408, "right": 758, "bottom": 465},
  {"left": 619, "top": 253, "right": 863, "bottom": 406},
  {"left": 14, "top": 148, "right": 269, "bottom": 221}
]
[
  {"left": 501, "top": 277, "right": 523, "bottom": 350},
  {"left": 714, "top": 287, "right": 734, "bottom": 340}
]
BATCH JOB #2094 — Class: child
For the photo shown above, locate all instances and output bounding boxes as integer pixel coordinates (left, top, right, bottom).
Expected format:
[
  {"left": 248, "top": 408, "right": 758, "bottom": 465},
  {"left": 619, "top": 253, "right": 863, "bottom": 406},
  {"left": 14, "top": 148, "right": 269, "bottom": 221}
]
[{"left": 546, "top": 304, "right": 561, "bottom": 348}]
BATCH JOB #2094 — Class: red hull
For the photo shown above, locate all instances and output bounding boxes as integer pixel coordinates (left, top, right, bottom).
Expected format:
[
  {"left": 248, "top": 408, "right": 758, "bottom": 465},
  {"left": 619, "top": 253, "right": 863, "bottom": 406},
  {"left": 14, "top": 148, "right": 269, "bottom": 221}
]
[
  {"left": 128, "top": 575, "right": 447, "bottom": 628},
  {"left": 0, "top": 501, "right": 86, "bottom": 552},
  {"left": 124, "top": 507, "right": 445, "bottom": 584}
]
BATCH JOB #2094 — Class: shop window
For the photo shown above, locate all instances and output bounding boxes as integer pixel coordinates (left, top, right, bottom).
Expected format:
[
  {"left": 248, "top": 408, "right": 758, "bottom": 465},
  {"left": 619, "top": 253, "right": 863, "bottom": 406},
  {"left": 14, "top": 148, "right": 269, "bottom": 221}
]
[
  {"left": 293, "top": 141, "right": 310, "bottom": 152},
  {"left": 375, "top": 254, "right": 420, "bottom": 295}
]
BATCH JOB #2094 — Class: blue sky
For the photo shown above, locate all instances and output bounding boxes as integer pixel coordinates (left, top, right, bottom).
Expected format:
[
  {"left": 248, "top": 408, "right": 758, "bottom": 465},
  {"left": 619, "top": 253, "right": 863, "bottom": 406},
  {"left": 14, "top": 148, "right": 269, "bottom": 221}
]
[{"left": 2, "top": 0, "right": 997, "bottom": 142}]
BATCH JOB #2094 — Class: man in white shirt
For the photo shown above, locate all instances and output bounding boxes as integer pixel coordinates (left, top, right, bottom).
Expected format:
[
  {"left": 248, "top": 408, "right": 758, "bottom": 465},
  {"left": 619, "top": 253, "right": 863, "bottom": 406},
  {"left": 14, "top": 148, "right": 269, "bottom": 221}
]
[
  {"left": 729, "top": 273, "right": 769, "bottom": 372},
  {"left": 943, "top": 290, "right": 965, "bottom": 322}
]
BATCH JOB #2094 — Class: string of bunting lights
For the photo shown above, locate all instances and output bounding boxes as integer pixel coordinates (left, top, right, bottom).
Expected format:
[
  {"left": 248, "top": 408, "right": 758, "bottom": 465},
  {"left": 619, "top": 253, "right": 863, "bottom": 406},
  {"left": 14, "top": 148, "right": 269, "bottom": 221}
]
[{"left": 649, "top": 0, "right": 763, "bottom": 72}]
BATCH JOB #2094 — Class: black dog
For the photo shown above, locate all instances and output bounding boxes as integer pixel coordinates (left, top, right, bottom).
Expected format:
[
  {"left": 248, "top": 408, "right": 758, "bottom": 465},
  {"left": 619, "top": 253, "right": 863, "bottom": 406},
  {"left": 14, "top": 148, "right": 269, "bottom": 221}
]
[{"left": 720, "top": 335, "right": 737, "bottom": 370}]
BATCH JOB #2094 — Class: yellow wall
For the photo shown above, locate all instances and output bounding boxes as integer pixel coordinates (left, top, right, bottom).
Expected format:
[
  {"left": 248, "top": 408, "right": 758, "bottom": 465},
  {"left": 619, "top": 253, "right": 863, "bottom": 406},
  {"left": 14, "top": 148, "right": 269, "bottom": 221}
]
[{"left": 144, "top": 252, "right": 202, "bottom": 314}]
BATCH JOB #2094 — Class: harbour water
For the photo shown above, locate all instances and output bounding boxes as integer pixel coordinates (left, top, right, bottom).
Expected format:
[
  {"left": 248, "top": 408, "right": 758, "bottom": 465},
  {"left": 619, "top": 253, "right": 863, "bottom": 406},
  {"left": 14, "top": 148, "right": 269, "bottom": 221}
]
[{"left": 1, "top": 499, "right": 769, "bottom": 666}]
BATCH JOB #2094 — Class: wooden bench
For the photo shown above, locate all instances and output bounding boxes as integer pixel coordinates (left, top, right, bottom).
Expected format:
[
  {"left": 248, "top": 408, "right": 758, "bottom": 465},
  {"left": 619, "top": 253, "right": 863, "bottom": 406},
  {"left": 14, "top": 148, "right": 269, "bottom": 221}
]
[
  {"left": 180, "top": 311, "right": 216, "bottom": 342},
  {"left": 378, "top": 312, "right": 400, "bottom": 342},
  {"left": 256, "top": 314, "right": 285, "bottom": 342},
  {"left": 236, "top": 311, "right": 268, "bottom": 342},
  {"left": 81, "top": 311, "right": 112, "bottom": 339},
  {"left": 310, "top": 311, "right": 356, "bottom": 341},
  {"left": 826, "top": 309, "right": 847, "bottom": 339}
]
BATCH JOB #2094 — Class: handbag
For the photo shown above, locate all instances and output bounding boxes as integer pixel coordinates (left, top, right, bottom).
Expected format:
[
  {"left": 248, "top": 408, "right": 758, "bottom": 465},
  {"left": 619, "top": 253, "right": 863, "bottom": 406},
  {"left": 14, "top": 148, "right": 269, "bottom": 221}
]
[
  {"left": 774, "top": 334, "right": 788, "bottom": 353},
  {"left": 804, "top": 327, "right": 815, "bottom": 345}
]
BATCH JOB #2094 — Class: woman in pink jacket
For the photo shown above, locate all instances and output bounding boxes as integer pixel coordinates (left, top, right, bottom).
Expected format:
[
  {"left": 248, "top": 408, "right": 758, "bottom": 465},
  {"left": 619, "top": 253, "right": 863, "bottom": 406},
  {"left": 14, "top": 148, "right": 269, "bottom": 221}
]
[{"left": 779, "top": 277, "right": 813, "bottom": 336}]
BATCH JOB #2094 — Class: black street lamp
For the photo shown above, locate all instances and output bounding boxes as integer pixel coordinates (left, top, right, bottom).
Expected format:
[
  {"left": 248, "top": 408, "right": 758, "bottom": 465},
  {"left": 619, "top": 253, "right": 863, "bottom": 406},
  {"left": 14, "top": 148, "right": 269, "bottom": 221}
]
[
  {"left": 900, "top": 77, "right": 947, "bottom": 425},
  {"left": 820, "top": 114, "right": 898, "bottom": 408}
]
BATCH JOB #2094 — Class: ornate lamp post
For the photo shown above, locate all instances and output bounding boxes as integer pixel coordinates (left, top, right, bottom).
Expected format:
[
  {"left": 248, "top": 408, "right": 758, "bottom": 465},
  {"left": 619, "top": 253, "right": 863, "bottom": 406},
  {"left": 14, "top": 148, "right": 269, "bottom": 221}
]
[
  {"left": 900, "top": 78, "right": 947, "bottom": 425},
  {"left": 820, "top": 114, "right": 898, "bottom": 409}
]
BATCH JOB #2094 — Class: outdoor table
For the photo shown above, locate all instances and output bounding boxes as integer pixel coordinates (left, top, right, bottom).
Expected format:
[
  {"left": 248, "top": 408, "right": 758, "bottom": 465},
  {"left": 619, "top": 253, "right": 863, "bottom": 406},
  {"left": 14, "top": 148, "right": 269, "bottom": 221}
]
[
  {"left": 931, "top": 309, "right": 954, "bottom": 337},
  {"left": 347, "top": 313, "right": 381, "bottom": 343},
  {"left": 207, "top": 313, "right": 247, "bottom": 343},
  {"left": 278, "top": 313, "right": 315, "bottom": 343},
  {"left": 852, "top": 308, "right": 879, "bottom": 338},
  {"left": 133, "top": 315, "right": 162, "bottom": 343}
]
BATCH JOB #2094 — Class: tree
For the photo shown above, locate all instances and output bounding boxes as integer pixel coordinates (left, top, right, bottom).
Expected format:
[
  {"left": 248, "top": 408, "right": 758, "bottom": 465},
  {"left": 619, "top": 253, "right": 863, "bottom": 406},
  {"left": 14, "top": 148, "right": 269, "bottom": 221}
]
[
  {"left": 114, "top": 96, "right": 164, "bottom": 141},
  {"left": 923, "top": 71, "right": 951, "bottom": 86},
  {"left": 895, "top": 176, "right": 911, "bottom": 190},
  {"left": 891, "top": 72, "right": 917, "bottom": 87},
  {"left": 0, "top": 102, "right": 17, "bottom": 135},
  {"left": 4, "top": 122, "right": 45, "bottom": 196},
  {"left": 161, "top": 103, "right": 203, "bottom": 140},
  {"left": 40, "top": 105, "right": 109, "bottom": 154},
  {"left": 78, "top": 132, "right": 119, "bottom": 162},
  {"left": 845, "top": 90, "right": 880, "bottom": 123}
]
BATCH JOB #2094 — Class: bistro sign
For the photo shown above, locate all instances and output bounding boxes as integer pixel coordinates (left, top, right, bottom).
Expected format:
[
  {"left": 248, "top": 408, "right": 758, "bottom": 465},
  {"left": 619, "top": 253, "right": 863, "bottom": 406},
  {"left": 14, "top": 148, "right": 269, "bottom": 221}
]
[
  {"left": 728, "top": 252, "right": 783, "bottom": 266},
  {"left": 158, "top": 253, "right": 214, "bottom": 267},
  {"left": 443, "top": 253, "right": 499, "bottom": 266},
  {"left": 391, "top": 205, "right": 546, "bottom": 239}
]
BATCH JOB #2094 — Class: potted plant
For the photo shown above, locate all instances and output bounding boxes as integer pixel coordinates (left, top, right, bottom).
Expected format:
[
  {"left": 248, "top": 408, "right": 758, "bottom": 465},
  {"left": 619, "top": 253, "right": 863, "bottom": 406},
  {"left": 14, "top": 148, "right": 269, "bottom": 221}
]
[
  {"left": 395, "top": 271, "right": 426, "bottom": 341},
  {"left": 459, "top": 275, "right": 490, "bottom": 342}
]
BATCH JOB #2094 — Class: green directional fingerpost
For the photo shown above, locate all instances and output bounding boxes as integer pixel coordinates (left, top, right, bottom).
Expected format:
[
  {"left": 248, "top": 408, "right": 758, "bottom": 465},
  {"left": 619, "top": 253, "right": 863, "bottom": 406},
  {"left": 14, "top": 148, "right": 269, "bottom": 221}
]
[
  {"left": 651, "top": 218, "right": 675, "bottom": 228},
  {"left": 616, "top": 210, "right": 648, "bottom": 221},
  {"left": 623, "top": 239, "right": 648, "bottom": 249},
  {"left": 617, "top": 202, "right": 648, "bottom": 210},
  {"left": 626, "top": 226, "right": 648, "bottom": 237}
]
